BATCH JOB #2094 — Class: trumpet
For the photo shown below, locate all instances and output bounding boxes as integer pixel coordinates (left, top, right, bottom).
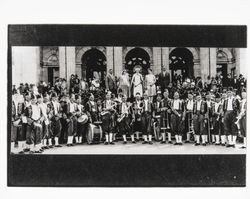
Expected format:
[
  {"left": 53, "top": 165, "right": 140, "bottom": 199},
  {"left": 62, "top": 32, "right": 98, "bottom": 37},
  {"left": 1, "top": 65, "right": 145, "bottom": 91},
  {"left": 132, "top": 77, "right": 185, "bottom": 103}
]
[{"left": 117, "top": 103, "right": 132, "bottom": 123}]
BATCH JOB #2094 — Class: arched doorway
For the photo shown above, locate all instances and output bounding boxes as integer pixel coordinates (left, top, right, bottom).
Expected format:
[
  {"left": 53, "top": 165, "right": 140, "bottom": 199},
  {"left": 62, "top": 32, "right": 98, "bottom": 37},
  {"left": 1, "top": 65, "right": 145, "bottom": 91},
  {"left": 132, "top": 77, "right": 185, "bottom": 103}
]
[
  {"left": 81, "top": 48, "right": 107, "bottom": 81},
  {"left": 125, "top": 47, "right": 150, "bottom": 75},
  {"left": 169, "top": 48, "right": 194, "bottom": 80}
]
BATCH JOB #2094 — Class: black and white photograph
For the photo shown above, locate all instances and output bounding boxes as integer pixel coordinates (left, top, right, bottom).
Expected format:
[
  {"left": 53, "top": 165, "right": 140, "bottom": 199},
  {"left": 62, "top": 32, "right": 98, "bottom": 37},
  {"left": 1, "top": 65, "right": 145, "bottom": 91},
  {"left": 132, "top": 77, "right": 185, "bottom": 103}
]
[
  {"left": 10, "top": 46, "right": 247, "bottom": 155},
  {"left": 1, "top": 1, "right": 250, "bottom": 196}
]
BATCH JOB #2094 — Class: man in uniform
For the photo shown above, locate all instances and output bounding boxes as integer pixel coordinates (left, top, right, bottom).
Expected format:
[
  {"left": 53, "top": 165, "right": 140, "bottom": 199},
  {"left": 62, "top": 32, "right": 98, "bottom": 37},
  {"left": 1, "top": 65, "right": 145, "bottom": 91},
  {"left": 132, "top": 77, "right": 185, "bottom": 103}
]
[
  {"left": 102, "top": 92, "right": 116, "bottom": 145},
  {"left": 193, "top": 93, "right": 208, "bottom": 146},
  {"left": 170, "top": 91, "right": 185, "bottom": 145},
  {"left": 211, "top": 93, "right": 223, "bottom": 145},
  {"left": 66, "top": 94, "right": 77, "bottom": 146},
  {"left": 160, "top": 89, "right": 172, "bottom": 144},
  {"left": 223, "top": 88, "right": 240, "bottom": 148},
  {"left": 27, "top": 94, "right": 43, "bottom": 153},
  {"left": 152, "top": 92, "right": 163, "bottom": 142},
  {"left": 184, "top": 92, "right": 194, "bottom": 143},
  {"left": 117, "top": 95, "right": 134, "bottom": 144},
  {"left": 238, "top": 90, "right": 247, "bottom": 149},
  {"left": 141, "top": 91, "right": 153, "bottom": 144},
  {"left": 50, "top": 92, "right": 62, "bottom": 147},
  {"left": 132, "top": 92, "right": 144, "bottom": 142}
]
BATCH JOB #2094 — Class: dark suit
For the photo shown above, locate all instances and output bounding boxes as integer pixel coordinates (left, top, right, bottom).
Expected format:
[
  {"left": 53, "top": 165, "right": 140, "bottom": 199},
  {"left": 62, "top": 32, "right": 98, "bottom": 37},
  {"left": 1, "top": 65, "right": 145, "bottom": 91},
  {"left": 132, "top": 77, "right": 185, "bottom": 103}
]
[
  {"left": 105, "top": 74, "right": 117, "bottom": 93},
  {"left": 158, "top": 72, "right": 170, "bottom": 94}
]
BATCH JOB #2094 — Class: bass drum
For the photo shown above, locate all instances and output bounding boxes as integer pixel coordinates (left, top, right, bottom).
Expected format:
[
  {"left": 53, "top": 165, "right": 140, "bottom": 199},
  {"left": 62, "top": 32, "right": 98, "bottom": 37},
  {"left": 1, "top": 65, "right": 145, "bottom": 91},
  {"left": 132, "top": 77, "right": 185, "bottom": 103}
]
[{"left": 86, "top": 123, "right": 103, "bottom": 144}]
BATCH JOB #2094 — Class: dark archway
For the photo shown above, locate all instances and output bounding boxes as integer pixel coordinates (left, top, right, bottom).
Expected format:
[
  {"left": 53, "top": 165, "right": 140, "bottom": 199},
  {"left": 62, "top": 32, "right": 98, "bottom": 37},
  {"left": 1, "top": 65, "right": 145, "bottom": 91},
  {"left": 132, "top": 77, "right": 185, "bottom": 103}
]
[
  {"left": 81, "top": 48, "right": 107, "bottom": 81},
  {"left": 125, "top": 48, "right": 150, "bottom": 75},
  {"left": 169, "top": 48, "right": 194, "bottom": 80}
]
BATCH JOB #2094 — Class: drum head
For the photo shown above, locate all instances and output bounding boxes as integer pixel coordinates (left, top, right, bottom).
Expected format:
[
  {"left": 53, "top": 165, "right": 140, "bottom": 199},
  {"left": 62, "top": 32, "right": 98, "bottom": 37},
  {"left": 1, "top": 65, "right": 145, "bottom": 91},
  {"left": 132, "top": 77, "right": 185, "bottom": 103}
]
[{"left": 77, "top": 114, "right": 88, "bottom": 124}]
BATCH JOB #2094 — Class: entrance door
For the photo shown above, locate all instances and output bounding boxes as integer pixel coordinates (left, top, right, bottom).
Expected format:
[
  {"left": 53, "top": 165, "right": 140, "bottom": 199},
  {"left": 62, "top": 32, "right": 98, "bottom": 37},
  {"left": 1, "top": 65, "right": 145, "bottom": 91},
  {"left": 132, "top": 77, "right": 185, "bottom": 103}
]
[
  {"left": 48, "top": 67, "right": 59, "bottom": 86},
  {"left": 125, "top": 47, "right": 150, "bottom": 76},
  {"left": 169, "top": 48, "right": 194, "bottom": 81},
  {"left": 81, "top": 48, "right": 107, "bottom": 82},
  {"left": 216, "top": 63, "right": 228, "bottom": 78}
]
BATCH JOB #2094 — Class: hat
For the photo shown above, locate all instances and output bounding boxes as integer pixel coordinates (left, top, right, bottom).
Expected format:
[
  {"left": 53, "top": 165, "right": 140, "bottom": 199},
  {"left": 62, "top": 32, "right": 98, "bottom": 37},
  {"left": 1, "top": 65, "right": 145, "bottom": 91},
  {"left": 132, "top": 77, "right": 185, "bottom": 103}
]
[
  {"left": 30, "top": 94, "right": 36, "bottom": 100},
  {"left": 51, "top": 92, "right": 57, "bottom": 98},
  {"left": 157, "top": 90, "right": 161, "bottom": 95},
  {"left": 36, "top": 94, "right": 42, "bottom": 99},
  {"left": 215, "top": 93, "right": 221, "bottom": 98}
]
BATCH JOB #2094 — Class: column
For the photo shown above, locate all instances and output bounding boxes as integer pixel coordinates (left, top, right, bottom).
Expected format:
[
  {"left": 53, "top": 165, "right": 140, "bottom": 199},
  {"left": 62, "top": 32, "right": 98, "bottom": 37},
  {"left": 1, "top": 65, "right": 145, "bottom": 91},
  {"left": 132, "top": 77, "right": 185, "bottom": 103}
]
[
  {"left": 209, "top": 48, "right": 217, "bottom": 78},
  {"left": 162, "top": 47, "right": 170, "bottom": 80},
  {"left": 66, "top": 47, "right": 76, "bottom": 82},
  {"left": 106, "top": 47, "right": 114, "bottom": 72},
  {"left": 114, "top": 47, "right": 123, "bottom": 76},
  {"left": 12, "top": 47, "right": 40, "bottom": 85},
  {"left": 59, "top": 47, "right": 66, "bottom": 78},
  {"left": 153, "top": 47, "right": 161, "bottom": 74},
  {"left": 200, "top": 48, "right": 210, "bottom": 82}
]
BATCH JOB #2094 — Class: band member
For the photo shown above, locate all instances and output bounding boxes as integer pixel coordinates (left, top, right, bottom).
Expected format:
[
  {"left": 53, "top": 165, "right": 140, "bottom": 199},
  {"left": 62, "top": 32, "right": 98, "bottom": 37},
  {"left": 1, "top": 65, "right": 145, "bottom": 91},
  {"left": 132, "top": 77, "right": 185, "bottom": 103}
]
[
  {"left": 206, "top": 93, "right": 214, "bottom": 143},
  {"left": 220, "top": 91, "right": 227, "bottom": 145},
  {"left": 66, "top": 94, "right": 77, "bottom": 146},
  {"left": 117, "top": 95, "right": 134, "bottom": 143},
  {"left": 160, "top": 89, "right": 172, "bottom": 144},
  {"left": 132, "top": 92, "right": 144, "bottom": 142},
  {"left": 223, "top": 88, "right": 240, "bottom": 147},
  {"left": 19, "top": 93, "right": 31, "bottom": 152},
  {"left": 131, "top": 66, "right": 143, "bottom": 97},
  {"left": 238, "top": 90, "right": 247, "bottom": 149},
  {"left": 193, "top": 93, "right": 208, "bottom": 146},
  {"left": 50, "top": 92, "right": 62, "bottom": 147},
  {"left": 153, "top": 92, "right": 163, "bottom": 142},
  {"left": 170, "top": 91, "right": 185, "bottom": 145},
  {"left": 102, "top": 92, "right": 116, "bottom": 145},
  {"left": 212, "top": 93, "right": 223, "bottom": 145},
  {"left": 75, "top": 95, "right": 90, "bottom": 144},
  {"left": 37, "top": 94, "right": 50, "bottom": 150},
  {"left": 27, "top": 94, "right": 43, "bottom": 153},
  {"left": 86, "top": 93, "right": 98, "bottom": 122},
  {"left": 11, "top": 100, "right": 22, "bottom": 154},
  {"left": 185, "top": 92, "right": 194, "bottom": 143},
  {"left": 141, "top": 91, "right": 153, "bottom": 144}
]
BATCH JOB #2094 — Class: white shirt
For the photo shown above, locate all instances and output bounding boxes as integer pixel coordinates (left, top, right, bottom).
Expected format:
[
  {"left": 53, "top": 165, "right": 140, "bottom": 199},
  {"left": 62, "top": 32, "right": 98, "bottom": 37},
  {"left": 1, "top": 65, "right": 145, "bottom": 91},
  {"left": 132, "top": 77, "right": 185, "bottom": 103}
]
[
  {"left": 31, "top": 104, "right": 40, "bottom": 120},
  {"left": 69, "top": 102, "right": 75, "bottom": 113},
  {"left": 214, "top": 102, "right": 220, "bottom": 113},
  {"left": 52, "top": 101, "right": 59, "bottom": 115},
  {"left": 206, "top": 100, "right": 212, "bottom": 108},
  {"left": 227, "top": 97, "right": 233, "bottom": 111},
  {"left": 173, "top": 99, "right": 180, "bottom": 110},
  {"left": 122, "top": 103, "right": 129, "bottom": 114},
  {"left": 106, "top": 100, "right": 112, "bottom": 109},
  {"left": 197, "top": 101, "right": 201, "bottom": 111},
  {"left": 38, "top": 103, "right": 48, "bottom": 117},
  {"left": 187, "top": 100, "right": 193, "bottom": 111}
]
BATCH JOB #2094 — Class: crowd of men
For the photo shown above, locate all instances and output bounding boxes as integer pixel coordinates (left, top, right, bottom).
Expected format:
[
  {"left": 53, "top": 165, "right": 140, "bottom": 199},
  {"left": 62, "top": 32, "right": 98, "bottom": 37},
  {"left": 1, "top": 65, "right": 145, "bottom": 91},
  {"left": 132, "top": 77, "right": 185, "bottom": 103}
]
[{"left": 11, "top": 66, "right": 247, "bottom": 154}]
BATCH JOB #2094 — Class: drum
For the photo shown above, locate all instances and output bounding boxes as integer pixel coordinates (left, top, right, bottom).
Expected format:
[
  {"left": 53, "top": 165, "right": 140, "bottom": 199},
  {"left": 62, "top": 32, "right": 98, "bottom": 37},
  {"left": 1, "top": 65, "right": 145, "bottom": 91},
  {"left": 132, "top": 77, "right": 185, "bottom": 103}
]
[
  {"left": 77, "top": 113, "right": 88, "bottom": 124},
  {"left": 86, "top": 123, "right": 103, "bottom": 144}
]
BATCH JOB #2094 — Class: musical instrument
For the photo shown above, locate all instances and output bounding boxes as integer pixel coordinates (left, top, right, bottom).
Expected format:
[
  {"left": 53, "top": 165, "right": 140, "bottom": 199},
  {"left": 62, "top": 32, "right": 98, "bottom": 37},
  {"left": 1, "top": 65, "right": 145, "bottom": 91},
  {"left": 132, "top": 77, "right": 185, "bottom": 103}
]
[
  {"left": 117, "top": 103, "right": 132, "bottom": 123},
  {"left": 153, "top": 115, "right": 161, "bottom": 141},
  {"left": 77, "top": 113, "right": 88, "bottom": 124},
  {"left": 100, "top": 103, "right": 117, "bottom": 116},
  {"left": 86, "top": 123, "right": 103, "bottom": 144},
  {"left": 187, "top": 110, "right": 194, "bottom": 134},
  {"left": 13, "top": 119, "right": 21, "bottom": 127}
]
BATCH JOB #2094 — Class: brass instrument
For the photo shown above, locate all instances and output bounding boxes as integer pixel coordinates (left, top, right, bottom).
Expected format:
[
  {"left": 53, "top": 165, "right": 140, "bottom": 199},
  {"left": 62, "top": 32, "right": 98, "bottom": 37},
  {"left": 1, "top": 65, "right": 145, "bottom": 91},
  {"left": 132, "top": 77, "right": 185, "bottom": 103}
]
[
  {"left": 100, "top": 102, "right": 117, "bottom": 116},
  {"left": 117, "top": 103, "right": 132, "bottom": 123}
]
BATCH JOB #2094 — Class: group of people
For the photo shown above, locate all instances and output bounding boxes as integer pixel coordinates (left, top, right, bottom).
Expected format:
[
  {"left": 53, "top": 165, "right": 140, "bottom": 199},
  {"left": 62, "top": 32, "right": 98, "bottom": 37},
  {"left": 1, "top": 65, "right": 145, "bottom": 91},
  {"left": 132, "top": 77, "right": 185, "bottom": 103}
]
[{"left": 11, "top": 66, "right": 247, "bottom": 154}]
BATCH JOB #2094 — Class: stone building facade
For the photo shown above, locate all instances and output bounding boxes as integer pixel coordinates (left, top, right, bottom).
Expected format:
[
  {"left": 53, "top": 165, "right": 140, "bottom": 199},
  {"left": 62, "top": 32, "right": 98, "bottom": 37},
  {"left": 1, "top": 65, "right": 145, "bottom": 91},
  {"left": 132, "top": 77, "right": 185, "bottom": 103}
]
[{"left": 12, "top": 46, "right": 246, "bottom": 86}]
